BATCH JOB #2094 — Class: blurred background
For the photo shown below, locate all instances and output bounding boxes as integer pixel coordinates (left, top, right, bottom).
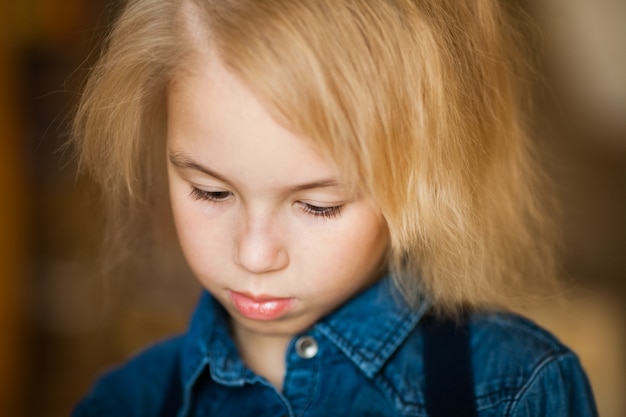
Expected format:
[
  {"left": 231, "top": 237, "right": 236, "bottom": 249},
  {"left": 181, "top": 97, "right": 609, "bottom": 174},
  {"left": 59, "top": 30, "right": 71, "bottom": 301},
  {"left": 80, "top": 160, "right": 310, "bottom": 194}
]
[{"left": 0, "top": 0, "right": 624, "bottom": 416}]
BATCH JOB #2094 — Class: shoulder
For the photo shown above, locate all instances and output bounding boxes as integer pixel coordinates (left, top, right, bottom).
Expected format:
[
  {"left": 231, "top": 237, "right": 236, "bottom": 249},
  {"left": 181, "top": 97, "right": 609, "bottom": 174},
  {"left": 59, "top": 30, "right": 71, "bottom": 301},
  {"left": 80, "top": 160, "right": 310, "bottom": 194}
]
[
  {"left": 469, "top": 312, "right": 569, "bottom": 371},
  {"left": 72, "top": 335, "right": 184, "bottom": 417},
  {"left": 468, "top": 312, "right": 597, "bottom": 416}
]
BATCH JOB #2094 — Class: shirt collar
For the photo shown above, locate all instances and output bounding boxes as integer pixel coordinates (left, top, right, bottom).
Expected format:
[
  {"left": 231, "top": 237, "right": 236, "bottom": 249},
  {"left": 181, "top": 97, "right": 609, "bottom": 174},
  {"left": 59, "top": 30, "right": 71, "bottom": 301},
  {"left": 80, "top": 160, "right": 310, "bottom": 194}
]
[
  {"left": 179, "top": 275, "right": 428, "bottom": 388},
  {"left": 180, "top": 293, "right": 251, "bottom": 389},
  {"left": 316, "top": 277, "right": 428, "bottom": 378}
]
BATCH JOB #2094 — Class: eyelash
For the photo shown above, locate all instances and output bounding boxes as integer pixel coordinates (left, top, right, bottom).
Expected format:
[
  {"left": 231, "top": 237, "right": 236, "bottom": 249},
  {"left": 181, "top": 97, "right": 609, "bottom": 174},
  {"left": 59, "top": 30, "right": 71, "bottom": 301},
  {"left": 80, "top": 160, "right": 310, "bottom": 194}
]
[
  {"left": 189, "top": 187, "right": 343, "bottom": 219},
  {"left": 189, "top": 187, "right": 232, "bottom": 202},
  {"left": 299, "top": 203, "right": 343, "bottom": 219}
]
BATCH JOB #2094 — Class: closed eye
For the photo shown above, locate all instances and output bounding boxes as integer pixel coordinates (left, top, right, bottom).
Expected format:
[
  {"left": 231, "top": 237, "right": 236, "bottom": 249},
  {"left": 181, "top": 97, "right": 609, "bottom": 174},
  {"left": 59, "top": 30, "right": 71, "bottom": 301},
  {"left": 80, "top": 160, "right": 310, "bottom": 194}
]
[
  {"left": 299, "top": 202, "right": 343, "bottom": 219},
  {"left": 189, "top": 187, "right": 232, "bottom": 202}
]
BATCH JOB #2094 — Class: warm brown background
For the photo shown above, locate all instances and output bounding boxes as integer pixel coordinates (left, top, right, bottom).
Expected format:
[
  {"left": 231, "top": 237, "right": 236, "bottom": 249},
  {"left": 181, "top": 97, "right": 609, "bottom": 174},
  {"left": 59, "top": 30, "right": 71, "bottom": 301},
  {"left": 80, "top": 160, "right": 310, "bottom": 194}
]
[{"left": 1, "top": 1, "right": 624, "bottom": 416}]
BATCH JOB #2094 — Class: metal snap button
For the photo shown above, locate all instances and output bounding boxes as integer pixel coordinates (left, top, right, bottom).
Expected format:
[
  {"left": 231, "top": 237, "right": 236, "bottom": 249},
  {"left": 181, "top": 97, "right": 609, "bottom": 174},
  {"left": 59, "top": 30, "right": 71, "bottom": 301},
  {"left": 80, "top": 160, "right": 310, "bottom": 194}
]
[{"left": 295, "top": 335, "right": 319, "bottom": 359}]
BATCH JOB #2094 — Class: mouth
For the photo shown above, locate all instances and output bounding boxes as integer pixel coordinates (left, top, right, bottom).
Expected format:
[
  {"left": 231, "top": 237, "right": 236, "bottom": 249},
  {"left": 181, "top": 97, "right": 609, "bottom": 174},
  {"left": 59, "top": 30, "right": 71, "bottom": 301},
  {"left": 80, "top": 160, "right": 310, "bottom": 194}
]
[{"left": 229, "top": 291, "right": 294, "bottom": 321}]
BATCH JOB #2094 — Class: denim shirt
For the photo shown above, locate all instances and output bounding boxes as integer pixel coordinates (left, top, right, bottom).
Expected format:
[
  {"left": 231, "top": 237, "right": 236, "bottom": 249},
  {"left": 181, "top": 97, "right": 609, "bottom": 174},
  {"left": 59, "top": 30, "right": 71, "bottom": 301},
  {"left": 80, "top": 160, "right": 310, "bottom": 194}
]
[{"left": 73, "top": 278, "right": 598, "bottom": 416}]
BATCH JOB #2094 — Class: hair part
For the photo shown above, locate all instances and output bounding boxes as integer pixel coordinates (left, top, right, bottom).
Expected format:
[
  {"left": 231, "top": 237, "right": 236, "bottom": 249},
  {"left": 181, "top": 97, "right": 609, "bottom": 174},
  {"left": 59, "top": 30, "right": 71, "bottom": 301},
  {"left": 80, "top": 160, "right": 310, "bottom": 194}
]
[{"left": 73, "top": 0, "right": 559, "bottom": 315}]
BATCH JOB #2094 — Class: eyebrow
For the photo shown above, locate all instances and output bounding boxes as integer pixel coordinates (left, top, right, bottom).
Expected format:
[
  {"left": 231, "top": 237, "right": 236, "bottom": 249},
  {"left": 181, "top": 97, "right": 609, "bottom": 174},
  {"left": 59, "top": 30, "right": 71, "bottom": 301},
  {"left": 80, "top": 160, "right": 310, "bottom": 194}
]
[
  {"left": 167, "top": 151, "right": 346, "bottom": 192},
  {"left": 168, "top": 151, "right": 228, "bottom": 183}
]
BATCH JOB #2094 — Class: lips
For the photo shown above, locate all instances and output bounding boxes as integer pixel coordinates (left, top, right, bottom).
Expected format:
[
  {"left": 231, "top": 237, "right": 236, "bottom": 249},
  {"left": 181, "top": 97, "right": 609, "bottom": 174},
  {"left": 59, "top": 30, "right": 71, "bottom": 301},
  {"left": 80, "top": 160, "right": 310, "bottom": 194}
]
[{"left": 230, "top": 291, "right": 294, "bottom": 321}]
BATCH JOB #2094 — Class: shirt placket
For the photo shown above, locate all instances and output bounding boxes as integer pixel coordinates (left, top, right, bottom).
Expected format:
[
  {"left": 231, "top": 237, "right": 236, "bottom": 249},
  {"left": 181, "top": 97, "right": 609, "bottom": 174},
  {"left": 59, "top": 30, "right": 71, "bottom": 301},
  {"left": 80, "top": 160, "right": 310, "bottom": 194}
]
[{"left": 281, "top": 332, "right": 323, "bottom": 415}]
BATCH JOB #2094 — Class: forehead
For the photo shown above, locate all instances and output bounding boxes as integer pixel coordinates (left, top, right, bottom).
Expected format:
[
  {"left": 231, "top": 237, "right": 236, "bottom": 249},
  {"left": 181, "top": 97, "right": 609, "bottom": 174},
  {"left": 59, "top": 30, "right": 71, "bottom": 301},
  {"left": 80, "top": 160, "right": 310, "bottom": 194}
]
[
  {"left": 171, "top": 6, "right": 366, "bottom": 189},
  {"left": 167, "top": 53, "right": 349, "bottom": 190},
  {"left": 168, "top": 51, "right": 303, "bottom": 150},
  {"left": 170, "top": 43, "right": 308, "bottom": 144}
]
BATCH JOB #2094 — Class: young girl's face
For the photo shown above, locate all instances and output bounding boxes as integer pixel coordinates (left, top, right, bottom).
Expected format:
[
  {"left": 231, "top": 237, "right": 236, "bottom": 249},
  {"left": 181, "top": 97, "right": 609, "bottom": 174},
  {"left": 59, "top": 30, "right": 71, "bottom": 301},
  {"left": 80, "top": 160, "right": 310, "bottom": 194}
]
[{"left": 166, "top": 53, "right": 389, "bottom": 344}]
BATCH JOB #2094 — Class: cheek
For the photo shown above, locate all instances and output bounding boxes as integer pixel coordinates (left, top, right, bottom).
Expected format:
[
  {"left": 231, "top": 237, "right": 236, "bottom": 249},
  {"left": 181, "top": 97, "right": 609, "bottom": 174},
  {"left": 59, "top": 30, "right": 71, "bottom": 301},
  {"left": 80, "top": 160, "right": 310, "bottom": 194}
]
[
  {"left": 170, "top": 181, "right": 221, "bottom": 246},
  {"left": 345, "top": 210, "right": 388, "bottom": 254},
  {"left": 172, "top": 209, "right": 204, "bottom": 269},
  {"left": 172, "top": 212, "right": 234, "bottom": 291},
  {"left": 170, "top": 197, "right": 224, "bottom": 271},
  {"left": 317, "top": 213, "right": 388, "bottom": 276}
]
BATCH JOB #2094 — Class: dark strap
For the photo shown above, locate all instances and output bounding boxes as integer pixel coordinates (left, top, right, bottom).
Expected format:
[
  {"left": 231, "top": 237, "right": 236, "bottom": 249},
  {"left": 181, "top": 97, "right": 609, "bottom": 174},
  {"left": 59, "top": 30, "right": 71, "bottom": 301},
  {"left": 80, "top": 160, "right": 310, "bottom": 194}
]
[
  {"left": 159, "top": 351, "right": 183, "bottom": 417},
  {"left": 423, "top": 313, "right": 477, "bottom": 417}
]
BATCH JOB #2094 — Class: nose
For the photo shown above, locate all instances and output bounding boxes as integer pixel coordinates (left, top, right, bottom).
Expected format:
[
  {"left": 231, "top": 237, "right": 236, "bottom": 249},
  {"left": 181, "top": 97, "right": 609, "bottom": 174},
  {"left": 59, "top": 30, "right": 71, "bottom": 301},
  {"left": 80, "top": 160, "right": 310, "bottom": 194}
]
[{"left": 234, "top": 214, "right": 289, "bottom": 274}]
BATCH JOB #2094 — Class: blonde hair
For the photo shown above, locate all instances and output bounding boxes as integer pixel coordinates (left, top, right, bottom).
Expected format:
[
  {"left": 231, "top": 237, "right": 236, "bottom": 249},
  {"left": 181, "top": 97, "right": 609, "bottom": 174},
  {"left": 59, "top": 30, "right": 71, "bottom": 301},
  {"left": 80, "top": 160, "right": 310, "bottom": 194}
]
[{"left": 73, "top": 0, "right": 558, "bottom": 315}]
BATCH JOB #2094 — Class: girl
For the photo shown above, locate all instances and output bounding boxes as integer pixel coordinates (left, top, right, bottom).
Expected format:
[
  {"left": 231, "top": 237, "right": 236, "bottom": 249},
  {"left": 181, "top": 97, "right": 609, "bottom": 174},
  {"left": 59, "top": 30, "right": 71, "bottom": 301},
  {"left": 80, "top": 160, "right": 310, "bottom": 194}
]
[{"left": 72, "top": 0, "right": 598, "bottom": 416}]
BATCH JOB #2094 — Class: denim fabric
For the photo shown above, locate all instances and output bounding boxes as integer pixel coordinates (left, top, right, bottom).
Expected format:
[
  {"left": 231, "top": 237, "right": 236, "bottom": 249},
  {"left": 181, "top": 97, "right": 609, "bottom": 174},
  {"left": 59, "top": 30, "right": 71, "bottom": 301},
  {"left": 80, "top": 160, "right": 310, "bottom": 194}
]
[{"left": 73, "top": 277, "right": 598, "bottom": 416}]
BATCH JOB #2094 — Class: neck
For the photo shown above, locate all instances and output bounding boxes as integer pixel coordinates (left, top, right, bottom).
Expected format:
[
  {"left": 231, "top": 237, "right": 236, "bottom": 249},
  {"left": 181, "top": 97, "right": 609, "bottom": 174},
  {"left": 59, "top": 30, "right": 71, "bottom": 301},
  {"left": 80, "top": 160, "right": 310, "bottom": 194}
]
[{"left": 231, "top": 324, "right": 291, "bottom": 391}]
